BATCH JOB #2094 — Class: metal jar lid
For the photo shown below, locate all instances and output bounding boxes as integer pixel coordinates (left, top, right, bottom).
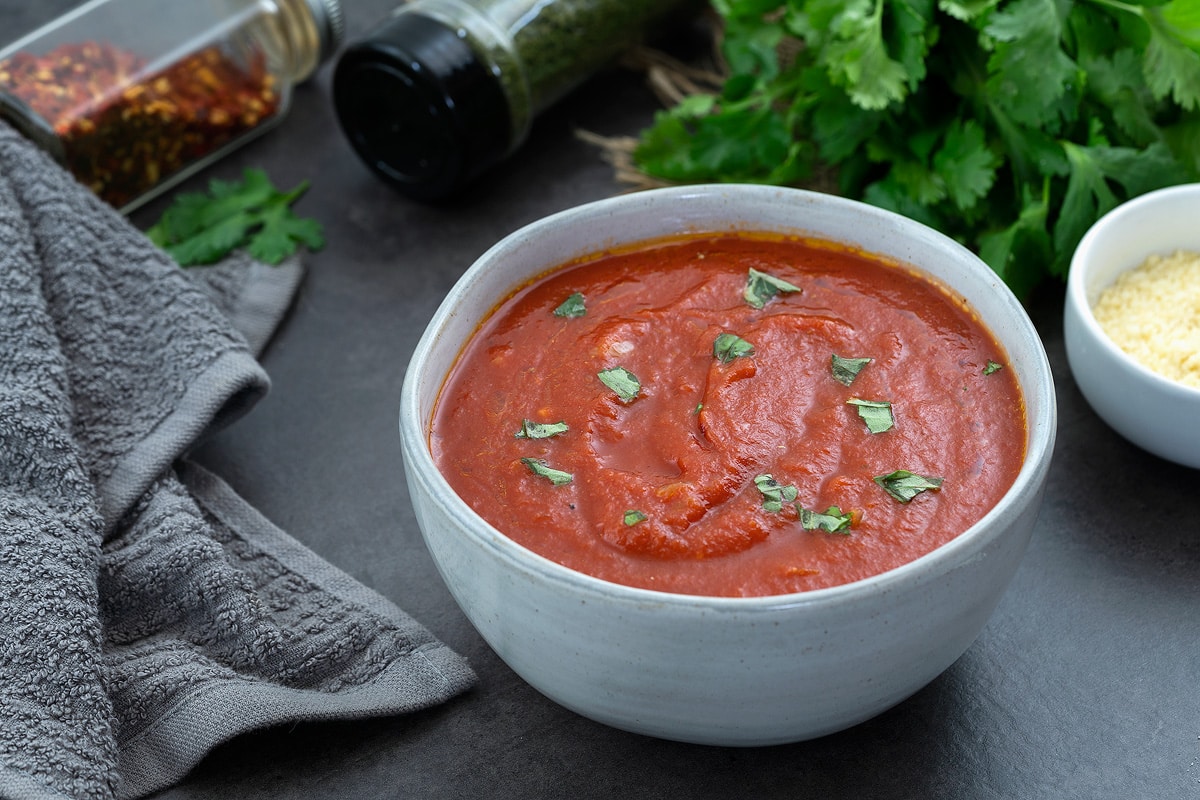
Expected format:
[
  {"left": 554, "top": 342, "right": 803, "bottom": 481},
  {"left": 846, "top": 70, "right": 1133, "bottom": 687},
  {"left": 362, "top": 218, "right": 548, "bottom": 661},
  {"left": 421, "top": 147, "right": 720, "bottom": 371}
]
[{"left": 305, "top": 0, "right": 347, "bottom": 62}]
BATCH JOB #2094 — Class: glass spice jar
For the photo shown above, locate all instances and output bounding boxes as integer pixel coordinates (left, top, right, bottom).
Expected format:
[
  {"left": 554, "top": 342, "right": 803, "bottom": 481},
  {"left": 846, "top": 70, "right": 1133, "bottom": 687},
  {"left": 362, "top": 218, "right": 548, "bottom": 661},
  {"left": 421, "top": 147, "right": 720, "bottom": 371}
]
[
  {"left": 0, "top": 0, "right": 344, "bottom": 212},
  {"left": 332, "top": 0, "right": 693, "bottom": 202}
]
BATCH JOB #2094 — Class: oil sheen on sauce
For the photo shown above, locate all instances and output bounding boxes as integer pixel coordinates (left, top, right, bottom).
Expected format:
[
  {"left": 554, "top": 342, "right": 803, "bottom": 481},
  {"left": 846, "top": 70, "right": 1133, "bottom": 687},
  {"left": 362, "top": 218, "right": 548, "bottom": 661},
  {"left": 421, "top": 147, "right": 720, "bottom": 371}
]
[{"left": 431, "top": 233, "right": 1026, "bottom": 597}]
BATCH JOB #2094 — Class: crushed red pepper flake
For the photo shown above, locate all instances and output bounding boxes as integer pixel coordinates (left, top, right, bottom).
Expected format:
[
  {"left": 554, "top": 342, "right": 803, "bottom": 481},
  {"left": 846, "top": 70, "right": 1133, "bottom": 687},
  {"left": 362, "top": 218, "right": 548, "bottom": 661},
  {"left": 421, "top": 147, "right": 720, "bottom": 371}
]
[{"left": 0, "top": 41, "right": 281, "bottom": 208}]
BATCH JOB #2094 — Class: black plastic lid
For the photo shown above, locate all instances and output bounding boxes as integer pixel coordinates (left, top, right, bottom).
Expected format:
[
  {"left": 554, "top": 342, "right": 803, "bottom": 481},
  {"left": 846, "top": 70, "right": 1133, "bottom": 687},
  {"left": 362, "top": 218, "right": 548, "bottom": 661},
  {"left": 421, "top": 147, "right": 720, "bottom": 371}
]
[{"left": 332, "top": 11, "right": 512, "bottom": 202}]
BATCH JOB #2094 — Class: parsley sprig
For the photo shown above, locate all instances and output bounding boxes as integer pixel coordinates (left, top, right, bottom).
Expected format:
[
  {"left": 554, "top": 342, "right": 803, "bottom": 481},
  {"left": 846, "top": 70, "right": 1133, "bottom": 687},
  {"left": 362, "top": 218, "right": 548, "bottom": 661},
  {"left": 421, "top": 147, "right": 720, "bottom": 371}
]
[
  {"left": 147, "top": 168, "right": 325, "bottom": 266},
  {"left": 631, "top": 0, "right": 1200, "bottom": 297}
]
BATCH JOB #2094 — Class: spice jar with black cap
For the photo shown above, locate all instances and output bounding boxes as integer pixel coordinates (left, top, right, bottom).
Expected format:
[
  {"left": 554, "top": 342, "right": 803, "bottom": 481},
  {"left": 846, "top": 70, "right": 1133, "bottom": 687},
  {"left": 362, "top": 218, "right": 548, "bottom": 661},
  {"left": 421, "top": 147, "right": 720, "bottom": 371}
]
[
  {"left": 331, "top": 0, "right": 690, "bottom": 202},
  {"left": 0, "top": 0, "right": 344, "bottom": 212}
]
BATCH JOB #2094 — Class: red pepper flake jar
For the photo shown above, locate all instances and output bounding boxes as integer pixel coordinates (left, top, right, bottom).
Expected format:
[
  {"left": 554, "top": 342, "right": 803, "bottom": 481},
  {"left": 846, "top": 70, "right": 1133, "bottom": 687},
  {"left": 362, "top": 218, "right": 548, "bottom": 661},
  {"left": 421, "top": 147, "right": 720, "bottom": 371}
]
[{"left": 0, "top": 0, "right": 344, "bottom": 211}]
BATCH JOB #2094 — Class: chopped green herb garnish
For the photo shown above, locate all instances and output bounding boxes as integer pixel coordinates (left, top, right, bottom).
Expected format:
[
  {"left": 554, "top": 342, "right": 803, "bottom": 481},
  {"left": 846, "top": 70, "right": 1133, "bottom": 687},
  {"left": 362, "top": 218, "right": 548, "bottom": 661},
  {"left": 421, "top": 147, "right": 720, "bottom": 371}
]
[
  {"left": 846, "top": 398, "right": 894, "bottom": 434},
  {"left": 713, "top": 332, "right": 755, "bottom": 364},
  {"left": 553, "top": 292, "right": 586, "bottom": 318},
  {"left": 753, "top": 474, "right": 799, "bottom": 513},
  {"left": 521, "top": 458, "right": 573, "bottom": 486},
  {"left": 623, "top": 509, "right": 647, "bottom": 526},
  {"left": 831, "top": 355, "right": 872, "bottom": 386},
  {"left": 515, "top": 419, "right": 569, "bottom": 439},
  {"left": 874, "top": 470, "right": 943, "bottom": 503},
  {"left": 798, "top": 505, "right": 853, "bottom": 533},
  {"left": 983, "top": 360, "right": 1004, "bottom": 376},
  {"left": 743, "top": 268, "right": 801, "bottom": 309},
  {"left": 598, "top": 367, "right": 641, "bottom": 402}
]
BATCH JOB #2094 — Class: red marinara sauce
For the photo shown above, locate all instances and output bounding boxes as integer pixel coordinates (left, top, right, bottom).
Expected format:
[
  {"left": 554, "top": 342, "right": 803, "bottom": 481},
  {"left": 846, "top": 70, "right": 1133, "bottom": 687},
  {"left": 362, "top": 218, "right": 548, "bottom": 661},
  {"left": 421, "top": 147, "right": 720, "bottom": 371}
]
[{"left": 431, "top": 233, "right": 1026, "bottom": 597}]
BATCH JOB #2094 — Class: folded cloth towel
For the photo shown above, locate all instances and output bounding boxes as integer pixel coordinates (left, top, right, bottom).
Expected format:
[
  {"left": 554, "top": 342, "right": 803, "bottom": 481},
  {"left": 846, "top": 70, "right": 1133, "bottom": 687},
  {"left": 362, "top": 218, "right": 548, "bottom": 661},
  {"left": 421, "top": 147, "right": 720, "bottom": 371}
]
[{"left": 0, "top": 121, "right": 476, "bottom": 800}]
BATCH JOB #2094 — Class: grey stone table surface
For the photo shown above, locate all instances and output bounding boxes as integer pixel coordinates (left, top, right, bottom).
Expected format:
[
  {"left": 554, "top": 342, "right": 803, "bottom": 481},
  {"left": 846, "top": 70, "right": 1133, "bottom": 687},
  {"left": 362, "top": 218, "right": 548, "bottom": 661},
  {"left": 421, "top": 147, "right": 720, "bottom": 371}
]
[{"left": 4, "top": 1, "right": 1199, "bottom": 797}]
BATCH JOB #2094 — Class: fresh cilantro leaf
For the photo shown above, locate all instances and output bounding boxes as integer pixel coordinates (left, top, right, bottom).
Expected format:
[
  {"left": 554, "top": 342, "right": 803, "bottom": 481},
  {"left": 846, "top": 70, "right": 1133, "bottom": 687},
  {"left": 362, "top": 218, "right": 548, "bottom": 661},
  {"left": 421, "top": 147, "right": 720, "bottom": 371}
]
[
  {"left": 933, "top": 119, "right": 1001, "bottom": 211},
  {"left": 248, "top": 200, "right": 325, "bottom": 264},
  {"left": 1055, "top": 140, "right": 1181, "bottom": 275},
  {"left": 521, "top": 458, "right": 573, "bottom": 486},
  {"left": 818, "top": 0, "right": 912, "bottom": 111},
  {"left": 598, "top": 367, "right": 641, "bottom": 402},
  {"left": 553, "top": 292, "right": 587, "bottom": 318},
  {"left": 983, "top": 360, "right": 1003, "bottom": 375},
  {"left": 714, "top": 332, "right": 756, "bottom": 363},
  {"left": 147, "top": 168, "right": 325, "bottom": 266},
  {"left": 633, "top": 112, "right": 707, "bottom": 181},
  {"left": 754, "top": 474, "right": 799, "bottom": 513},
  {"left": 874, "top": 469, "right": 943, "bottom": 502},
  {"left": 1081, "top": 48, "right": 1162, "bottom": 146},
  {"left": 811, "top": 87, "right": 884, "bottom": 163},
  {"left": 831, "top": 354, "right": 872, "bottom": 385},
  {"left": 1162, "top": 117, "right": 1200, "bottom": 175},
  {"left": 624, "top": 509, "right": 648, "bottom": 526},
  {"left": 798, "top": 504, "right": 854, "bottom": 533},
  {"left": 847, "top": 398, "right": 895, "bottom": 433},
  {"left": 983, "top": 0, "right": 1079, "bottom": 131},
  {"left": 744, "top": 267, "right": 801, "bottom": 309},
  {"left": 162, "top": 211, "right": 254, "bottom": 266},
  {"left": 938, "top": 0, "right": 997, "bottom": 23},
  {"left": 720, "top": 8, "right": 786, "bottom": 80},
  {"left": 515, "top": 419, "right": 570, "bottom": 439},
  {"left": 1142, "top": 1, "right": 1200, "bottom": 110},
  {"left": 978, "top": 184, "right": 1053, "bottom": 299},
  {"left": 147, "top": 168, "right": 275, "bottom": 245}
]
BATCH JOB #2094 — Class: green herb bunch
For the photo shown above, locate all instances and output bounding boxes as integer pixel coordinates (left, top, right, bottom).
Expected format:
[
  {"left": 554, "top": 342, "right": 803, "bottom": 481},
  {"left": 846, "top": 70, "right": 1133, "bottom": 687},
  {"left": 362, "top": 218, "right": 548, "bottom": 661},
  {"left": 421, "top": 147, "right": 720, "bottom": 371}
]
[{"left": 632, "top": 0, "right": 1200, "bottom": 297}]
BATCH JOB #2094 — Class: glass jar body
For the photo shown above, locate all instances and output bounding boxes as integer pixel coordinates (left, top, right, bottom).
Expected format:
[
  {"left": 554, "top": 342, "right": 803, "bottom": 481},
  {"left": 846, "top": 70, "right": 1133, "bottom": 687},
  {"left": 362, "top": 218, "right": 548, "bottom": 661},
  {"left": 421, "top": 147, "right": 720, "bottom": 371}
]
[
  {"left": 0, "top": 0, "right": 339, "bottom": 211},
  {"left": 332, "top": 0, "right": 690, "bottom": 201}
]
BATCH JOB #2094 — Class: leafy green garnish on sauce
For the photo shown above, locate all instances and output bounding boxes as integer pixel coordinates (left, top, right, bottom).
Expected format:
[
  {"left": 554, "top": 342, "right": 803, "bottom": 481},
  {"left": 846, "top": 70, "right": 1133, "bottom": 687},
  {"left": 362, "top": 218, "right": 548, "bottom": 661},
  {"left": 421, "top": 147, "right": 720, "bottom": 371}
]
[
  {"left": 799, "top": 505, "right": 853, "bottom": 534},
  {"left": 743, "top": 268, "right": 801, "bottom": 309},
  {"left": 753, "top": 474, "right": 799, "bottom": 513},
  {"left": 553, "top": 292, "right": 586, "bottom": 318},
  {"left": 598, "top": 367, "right": 641, "bottom": 402},
  {"left": 846, "top": 398, "right": 894, "bottom": 434},
  {"left": 515, "top": 419, "right": 569, "bottom": 439},
  {"left": 831, "top": 355, "right": 872, "bottom": 386},
  {"left": 521, "top": 458, "right": 573, "bottom": 486},
  {"left": 983, "top": 360, "right": 1004, "bottom": 376},
  {"left": 713, "top": 332, "right": 755, "bottom": 363},
  {"left": 147, "top": 168, "right": 325, "bottom": 266},
  {"left": 874, "top": 470, "right": 943, "bottom": 503},
  {"left": 624, "top": 509, "right": 648, "bottom": 526}
]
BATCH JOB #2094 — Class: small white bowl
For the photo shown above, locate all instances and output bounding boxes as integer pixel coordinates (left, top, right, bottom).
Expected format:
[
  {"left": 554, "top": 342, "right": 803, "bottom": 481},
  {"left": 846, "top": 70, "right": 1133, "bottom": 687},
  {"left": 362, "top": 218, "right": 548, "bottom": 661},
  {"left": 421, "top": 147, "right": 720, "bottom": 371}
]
[
  {"left": 400, "top": 185, "right": 1057, "bottom": 745},
  {"left": 1064, "top": 183, "right": 1200, "bottom": 469}
]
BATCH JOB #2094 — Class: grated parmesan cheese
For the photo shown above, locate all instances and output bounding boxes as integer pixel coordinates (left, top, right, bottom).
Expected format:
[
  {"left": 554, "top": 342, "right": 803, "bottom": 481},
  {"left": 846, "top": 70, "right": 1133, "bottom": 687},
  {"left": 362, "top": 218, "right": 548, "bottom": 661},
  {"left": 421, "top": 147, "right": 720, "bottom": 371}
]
[{"left": 1092, "top": 250, "right": 1200, "bottom": 389}]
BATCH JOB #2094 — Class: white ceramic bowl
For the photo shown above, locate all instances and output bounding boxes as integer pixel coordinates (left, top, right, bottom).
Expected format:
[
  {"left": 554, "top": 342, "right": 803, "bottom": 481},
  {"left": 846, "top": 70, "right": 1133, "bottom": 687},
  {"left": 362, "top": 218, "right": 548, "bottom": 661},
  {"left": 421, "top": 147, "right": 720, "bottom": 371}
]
[
  {"left": 400, "top": 185, "right": 1057, "bottom": 746},
  {"left": 1064, "top": 183, "right": 1200, "bottom": 469}
]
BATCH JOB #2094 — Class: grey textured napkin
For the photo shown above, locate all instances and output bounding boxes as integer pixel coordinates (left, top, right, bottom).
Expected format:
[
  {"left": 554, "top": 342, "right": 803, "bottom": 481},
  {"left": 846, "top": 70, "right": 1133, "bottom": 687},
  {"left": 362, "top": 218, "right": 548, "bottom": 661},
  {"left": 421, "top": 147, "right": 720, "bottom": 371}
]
[{"left": 0, "top": 121, "right": 476, "bottom": 800}]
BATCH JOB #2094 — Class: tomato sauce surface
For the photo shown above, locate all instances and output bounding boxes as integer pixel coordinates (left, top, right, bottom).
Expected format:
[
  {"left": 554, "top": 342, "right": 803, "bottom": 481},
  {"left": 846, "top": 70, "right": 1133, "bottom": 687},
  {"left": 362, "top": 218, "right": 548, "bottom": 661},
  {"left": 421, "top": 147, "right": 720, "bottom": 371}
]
[{"left": 431, "top": 234, "right": 1026, "bottom": 597}]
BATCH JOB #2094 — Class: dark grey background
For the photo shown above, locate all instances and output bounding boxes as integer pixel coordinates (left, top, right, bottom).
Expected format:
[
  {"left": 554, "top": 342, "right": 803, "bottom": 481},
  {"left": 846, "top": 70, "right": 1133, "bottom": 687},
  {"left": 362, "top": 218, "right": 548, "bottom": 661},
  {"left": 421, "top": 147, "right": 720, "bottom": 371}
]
[{"left": 3, "top": 1, "right": 1198, "bottom": 797}]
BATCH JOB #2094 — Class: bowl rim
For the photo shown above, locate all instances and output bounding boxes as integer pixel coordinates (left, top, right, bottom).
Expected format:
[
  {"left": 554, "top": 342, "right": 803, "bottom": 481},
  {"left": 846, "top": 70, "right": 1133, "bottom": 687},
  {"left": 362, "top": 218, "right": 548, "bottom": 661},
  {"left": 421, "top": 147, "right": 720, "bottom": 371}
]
[
  {"left": 1066, "top": 182, "right": 1200, "bottom": 402},
  {"left": 401, "top": 183, "right": 1057, "bottom": 610}
]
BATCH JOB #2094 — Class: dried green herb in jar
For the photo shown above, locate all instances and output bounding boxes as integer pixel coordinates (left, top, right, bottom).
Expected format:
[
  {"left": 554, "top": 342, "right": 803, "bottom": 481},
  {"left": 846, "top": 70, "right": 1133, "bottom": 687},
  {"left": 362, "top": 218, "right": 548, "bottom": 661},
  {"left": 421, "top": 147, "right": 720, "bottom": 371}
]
[{"left": 333, "top": 0, "right": 693, "bottom": 202}]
